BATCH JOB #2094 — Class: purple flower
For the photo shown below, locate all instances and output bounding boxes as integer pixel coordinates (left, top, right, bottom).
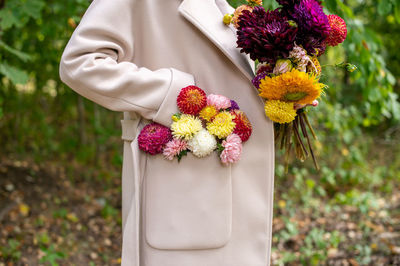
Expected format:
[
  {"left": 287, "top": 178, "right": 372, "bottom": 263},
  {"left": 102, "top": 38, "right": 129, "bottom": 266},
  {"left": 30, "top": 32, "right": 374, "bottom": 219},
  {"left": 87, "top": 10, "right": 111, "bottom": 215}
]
[
  {"left": 277, "top": 0, "right": 322, "bottom": 8},
  {"left": 237, "top": 7, "right": 298, "bottom": 64},
  {"left": 300, "top": 35, "right": 327, "bottom": 55},
  {"left": 276, "top": 0, "right": 301, "bottom": 7},
  {"left": 292, "top": 0, "right": 330, "bottom": 37},
  {"left": 230, "top": 100, "right": 240, "bottom": 110},
  {"left": 252, "top": 71, "right": 269, "bottom": 89},
  {"left": 290, "top": 0, "right": 330, "bottom": 55}
]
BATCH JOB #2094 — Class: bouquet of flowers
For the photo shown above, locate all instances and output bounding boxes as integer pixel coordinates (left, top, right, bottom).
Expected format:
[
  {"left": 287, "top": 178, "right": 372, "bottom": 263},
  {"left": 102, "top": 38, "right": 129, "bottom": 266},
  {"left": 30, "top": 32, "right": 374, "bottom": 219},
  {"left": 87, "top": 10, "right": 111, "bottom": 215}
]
[
  {"left": 138, "top": 86, "right": 252, "bottom": 165},
  {"left": 224, "top": 0, "right": 355, "bottom": 170}
]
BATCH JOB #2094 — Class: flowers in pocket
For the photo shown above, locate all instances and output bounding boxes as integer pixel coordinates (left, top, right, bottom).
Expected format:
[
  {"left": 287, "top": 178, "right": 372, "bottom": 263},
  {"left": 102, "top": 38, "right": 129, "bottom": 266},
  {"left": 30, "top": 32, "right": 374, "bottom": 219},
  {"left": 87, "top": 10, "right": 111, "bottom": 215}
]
[{"left": 138, "top": 86, "right": 252, "bottom": 165}]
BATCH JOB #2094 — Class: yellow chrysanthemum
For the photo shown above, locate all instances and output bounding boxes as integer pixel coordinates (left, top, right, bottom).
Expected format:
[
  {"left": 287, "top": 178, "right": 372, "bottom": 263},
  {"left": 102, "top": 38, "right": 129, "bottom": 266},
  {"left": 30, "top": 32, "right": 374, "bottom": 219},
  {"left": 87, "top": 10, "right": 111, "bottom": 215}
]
[
  {"left": 199, "top": 105, "right": 218, "bottom": 122},
  {"left": 264, "top": 100, "right": 297, "bottom": 124},
  {"left": 206, "top": 111, "right": 236, "bottom": 139},
  {"left": 171, "top": 114, "right": 202, "bottom": 140},
  {"left": 258, "top": 69, "right": 325, "bottom": 105}
]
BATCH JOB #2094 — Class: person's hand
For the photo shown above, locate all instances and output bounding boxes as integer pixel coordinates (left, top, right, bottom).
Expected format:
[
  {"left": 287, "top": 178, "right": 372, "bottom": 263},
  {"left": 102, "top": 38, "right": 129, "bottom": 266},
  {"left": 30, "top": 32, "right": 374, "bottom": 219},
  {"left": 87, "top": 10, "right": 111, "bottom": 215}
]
[{"left": 294, "top": 100, "right": 319, "bottom": 110}]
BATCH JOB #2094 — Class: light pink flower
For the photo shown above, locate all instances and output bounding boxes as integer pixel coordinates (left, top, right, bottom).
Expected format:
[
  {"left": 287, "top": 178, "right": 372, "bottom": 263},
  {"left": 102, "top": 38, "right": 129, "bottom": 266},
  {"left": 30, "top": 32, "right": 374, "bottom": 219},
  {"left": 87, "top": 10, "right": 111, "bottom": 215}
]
[
  {"left": 311, "top": 100, "right": 319, "bottom": 107},
  {"left": 273, "top": 59, "right": 293, "bottom": 75},
  {"left": 289, "top": 44, "right": 308, "bottom": 63},
  {"left": 220, "top": 134, "right": 242, "bottom": 165},
  {"left": 163, "top": 138, "right": 187, "bottom": 160},
  {"left": 207, "top": 94, "right": 232, "bottom": 110}
]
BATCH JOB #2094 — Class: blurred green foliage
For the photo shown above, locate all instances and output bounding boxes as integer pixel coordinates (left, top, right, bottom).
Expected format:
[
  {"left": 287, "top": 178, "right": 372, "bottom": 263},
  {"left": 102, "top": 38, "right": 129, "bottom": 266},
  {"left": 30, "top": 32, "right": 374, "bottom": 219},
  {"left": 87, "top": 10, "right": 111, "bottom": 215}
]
[
  {"left": 0, "top": 0, "right": 122, "bottom": 167},
  {"left": 0, "top": 0, "right": 399, "bottom": 265}
]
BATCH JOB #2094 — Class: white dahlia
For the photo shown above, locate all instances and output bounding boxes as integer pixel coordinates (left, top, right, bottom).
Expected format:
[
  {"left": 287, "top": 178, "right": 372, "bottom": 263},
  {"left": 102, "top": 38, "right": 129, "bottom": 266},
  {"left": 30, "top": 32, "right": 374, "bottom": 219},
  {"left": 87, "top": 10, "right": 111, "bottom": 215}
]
[{"left": 187, "top": 129, "right": 217, "bottom": 158}]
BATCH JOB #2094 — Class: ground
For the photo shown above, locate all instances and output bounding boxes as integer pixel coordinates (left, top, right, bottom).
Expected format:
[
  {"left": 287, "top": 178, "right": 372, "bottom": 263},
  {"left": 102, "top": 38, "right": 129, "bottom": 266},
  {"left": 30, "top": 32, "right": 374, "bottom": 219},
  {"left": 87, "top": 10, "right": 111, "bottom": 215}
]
[
  {"left": 0, "top": 158, "right": 121, "bottom": 265},
  {"left": 1, "top": 158, "right": 399, "bottom": 265}
]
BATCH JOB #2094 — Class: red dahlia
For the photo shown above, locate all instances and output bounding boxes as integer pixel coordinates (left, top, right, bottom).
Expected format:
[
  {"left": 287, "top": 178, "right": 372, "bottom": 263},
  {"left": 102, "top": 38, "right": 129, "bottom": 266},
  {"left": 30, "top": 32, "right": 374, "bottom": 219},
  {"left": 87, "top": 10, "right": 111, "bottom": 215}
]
[
  {"left": 326, "top": 15, "right": 347, "bottom": 47},
  {"left": 231, "top": 110, "right": 252, "bottom": 142},
  {"left": 177, "top": 86, "right": 207, "bottom": 115}
]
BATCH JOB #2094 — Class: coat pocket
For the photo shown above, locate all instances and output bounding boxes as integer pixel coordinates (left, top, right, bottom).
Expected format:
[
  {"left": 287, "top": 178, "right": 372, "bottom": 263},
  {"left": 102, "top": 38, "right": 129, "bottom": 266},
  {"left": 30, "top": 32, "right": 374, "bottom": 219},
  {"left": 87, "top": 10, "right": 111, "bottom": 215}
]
[{"left": 143, "top": 152, "right": 232, "bottom": 250}]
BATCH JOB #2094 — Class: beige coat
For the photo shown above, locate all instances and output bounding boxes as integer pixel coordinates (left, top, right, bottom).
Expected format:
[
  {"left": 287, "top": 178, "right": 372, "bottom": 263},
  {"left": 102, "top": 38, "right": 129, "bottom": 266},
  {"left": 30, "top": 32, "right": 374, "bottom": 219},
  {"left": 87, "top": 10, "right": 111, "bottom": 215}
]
[{"left": 59, "top": 0, "right": 275, "bottom": 265}]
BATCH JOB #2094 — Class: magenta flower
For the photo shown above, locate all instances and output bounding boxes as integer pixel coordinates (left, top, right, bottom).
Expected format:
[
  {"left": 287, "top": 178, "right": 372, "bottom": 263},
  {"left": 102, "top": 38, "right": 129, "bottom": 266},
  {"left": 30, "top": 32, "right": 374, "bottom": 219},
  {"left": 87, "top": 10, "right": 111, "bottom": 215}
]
[
  {"left": 138, "top": 123, "right": 172, "bottom": 155},
  {"left": 277, "top": 0, "right": 322, "bottom": 9},
  {"left": 220, "top": 134, "right": 243, "bottom": 165},
  {"left": 207, "top": 94, "right": 232, "bottom": 110},
  {"left": 163, "top": 138, "right": 188, "bottom": 160},
  {"left": 290, "top": 0, "right": 331, "bottom": 55}
]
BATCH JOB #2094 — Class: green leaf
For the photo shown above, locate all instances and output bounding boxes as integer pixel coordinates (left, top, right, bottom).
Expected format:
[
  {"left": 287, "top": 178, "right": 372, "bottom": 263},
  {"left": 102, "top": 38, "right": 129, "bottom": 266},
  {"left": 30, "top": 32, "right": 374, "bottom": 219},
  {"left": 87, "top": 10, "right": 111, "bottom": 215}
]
[
  {"left": 395, "top": 3, "right": 400, "bottom": 23},
  {"left": 216, "top": 143, "right": 225, "bottom": 153},
  {"left": 0, "top": 62, "right": 29, "bottom": 84},
  {"left": 20, "top": 0, "right": 46, "bottom": 20},
  {"left": 0, "top": 0, "right": 45, "bottom": 30},
  {"left": 378, "top": 0, "right": 393, "bottom": 16},
  {"left": 177, "top": 150, "right": 188, "bottom": 162},
  {"left": 0, "top": 41, "right": 32, "bottom": 62},
  {"left": 0, "top": 9, "right": 20, "bottom": 30}
]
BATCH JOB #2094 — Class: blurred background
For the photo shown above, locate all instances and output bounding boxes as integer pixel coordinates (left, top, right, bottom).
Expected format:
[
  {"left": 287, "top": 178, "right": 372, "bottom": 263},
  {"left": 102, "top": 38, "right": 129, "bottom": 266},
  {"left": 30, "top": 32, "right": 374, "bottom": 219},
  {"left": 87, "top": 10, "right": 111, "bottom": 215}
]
[{"left": 0, "top": 0, "right": 399, "bottom": 265}]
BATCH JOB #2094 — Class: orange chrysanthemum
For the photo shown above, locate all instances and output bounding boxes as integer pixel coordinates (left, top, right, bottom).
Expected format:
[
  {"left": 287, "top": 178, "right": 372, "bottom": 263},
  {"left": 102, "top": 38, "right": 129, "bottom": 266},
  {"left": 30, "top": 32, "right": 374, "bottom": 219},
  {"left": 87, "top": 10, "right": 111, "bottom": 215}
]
[
  {"left": 232, "top": 5, "right": 253, "bottom": 28},
  {"left": 258, "top": 69, "right": 325, "bottom": 105},
  {"left": 177, "top": 86, "right": 207, "bottom": 115},
  {"left": 307, "top": 57, "right": 322, "bottom": 77}
]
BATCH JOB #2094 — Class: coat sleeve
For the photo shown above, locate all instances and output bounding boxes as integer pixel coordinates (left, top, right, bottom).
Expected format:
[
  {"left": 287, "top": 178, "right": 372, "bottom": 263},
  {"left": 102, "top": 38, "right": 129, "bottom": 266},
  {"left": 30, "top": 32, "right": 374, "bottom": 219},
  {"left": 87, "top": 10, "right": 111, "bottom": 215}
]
[{"left": 59, "top": 0, "right": 194, "bottom": 126}]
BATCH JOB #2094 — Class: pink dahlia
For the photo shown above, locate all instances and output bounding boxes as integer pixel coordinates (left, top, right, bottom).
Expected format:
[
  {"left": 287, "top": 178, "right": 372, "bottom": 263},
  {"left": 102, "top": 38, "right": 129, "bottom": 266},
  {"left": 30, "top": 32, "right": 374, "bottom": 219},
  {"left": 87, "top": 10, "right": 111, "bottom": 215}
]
[
  {"left": 207, "top": 94, "right": 232, "bottom": 110},
  {"left": 220, "top": 134, "right": 243, "bottom": 165},
  {"left": 326, "top": 15, "right": 347, "bottom": 47},
  {"left": 163, "top": 138, "right": 187, "bottom": 160},
  {"left": 138, "top": 123, "right": 172, "bottom": 155},
  {"left": 231, "top": 110, "right": 252, "bottom": 142},
  {"left": 177, "top": 86, "right": 207, "bottom": 115}
]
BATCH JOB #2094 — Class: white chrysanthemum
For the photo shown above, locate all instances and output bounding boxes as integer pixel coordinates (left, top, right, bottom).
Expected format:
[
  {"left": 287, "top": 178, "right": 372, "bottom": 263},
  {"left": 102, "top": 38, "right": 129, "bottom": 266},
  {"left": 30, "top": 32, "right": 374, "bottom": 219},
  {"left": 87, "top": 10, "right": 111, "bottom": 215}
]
[{"left": 187, "top": 129, "right": 217, "bottom": 158}]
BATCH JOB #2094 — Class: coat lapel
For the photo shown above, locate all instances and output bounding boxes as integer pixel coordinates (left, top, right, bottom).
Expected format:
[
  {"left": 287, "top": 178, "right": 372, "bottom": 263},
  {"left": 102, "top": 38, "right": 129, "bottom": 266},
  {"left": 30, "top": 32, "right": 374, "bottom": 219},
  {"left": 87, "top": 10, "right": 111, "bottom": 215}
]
[{"left": 178, "top": 0, "right": 255, "bottom": 81}]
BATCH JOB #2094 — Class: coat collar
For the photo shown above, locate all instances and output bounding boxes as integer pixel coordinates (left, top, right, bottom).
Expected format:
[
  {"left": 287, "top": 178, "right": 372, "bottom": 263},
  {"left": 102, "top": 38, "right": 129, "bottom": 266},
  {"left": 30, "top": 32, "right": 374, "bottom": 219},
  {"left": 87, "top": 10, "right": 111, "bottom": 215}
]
[{"left": 178, "top": 0, "right": 255, "bottom": 81}]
